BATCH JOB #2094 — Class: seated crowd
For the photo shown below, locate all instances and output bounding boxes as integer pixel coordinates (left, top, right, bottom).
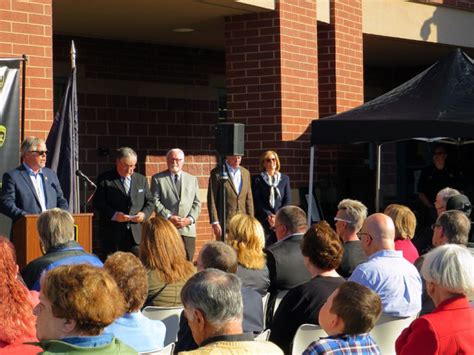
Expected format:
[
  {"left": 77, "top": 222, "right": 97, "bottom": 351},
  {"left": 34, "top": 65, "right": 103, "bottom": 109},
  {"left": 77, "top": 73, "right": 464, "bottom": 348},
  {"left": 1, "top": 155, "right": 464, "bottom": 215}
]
[{"left": 1, "top": 187, "right": 474, "bottom": 355}]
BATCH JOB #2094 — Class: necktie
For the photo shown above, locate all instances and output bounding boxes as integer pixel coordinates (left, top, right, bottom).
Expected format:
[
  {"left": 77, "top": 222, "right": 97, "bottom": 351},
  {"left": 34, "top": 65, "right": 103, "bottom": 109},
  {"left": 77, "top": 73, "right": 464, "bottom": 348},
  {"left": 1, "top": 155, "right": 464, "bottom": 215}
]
[
  {"left": 174, "top": 174, "right": 181, "bottom": 195},
  {"left": 123, "top": 176, "right": 131, "bottom": 195}
]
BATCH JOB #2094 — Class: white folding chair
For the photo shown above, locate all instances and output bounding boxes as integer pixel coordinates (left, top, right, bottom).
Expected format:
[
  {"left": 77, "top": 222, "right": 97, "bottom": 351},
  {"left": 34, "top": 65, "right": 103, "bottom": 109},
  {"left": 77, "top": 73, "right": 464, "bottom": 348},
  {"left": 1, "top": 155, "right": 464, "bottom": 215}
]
[
  {"left": 142, "top": 306, "right": 183, "bottom": 346},
  {"left": 370, "top": 313, "right": 417, "bottom": 354},
  {"left": 255, "top": 329, "right": 271, "bottom": 341},
  {"left": 262, "top": 292, "right": 270, "bottom": 328},
  {"left": 291, "top": 323, "right": 327, "bottom": 355},
  {"left": 139, "top": 342, "right": 175, "bottom": 355}
]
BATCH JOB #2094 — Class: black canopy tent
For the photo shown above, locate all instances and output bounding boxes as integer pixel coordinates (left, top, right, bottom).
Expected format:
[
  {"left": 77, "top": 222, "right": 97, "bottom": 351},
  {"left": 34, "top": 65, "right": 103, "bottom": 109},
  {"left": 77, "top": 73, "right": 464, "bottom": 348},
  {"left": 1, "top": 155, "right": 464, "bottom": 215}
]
[{"left": 308, "top": 49, "right": 474, "bottom": 218}]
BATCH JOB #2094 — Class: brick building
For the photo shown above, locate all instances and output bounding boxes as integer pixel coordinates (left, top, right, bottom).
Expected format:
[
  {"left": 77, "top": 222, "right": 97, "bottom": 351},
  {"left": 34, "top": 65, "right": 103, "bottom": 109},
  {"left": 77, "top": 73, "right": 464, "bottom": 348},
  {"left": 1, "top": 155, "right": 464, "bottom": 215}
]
[{"left": 1, "top": 0, "right": 473, "bottom": 253}]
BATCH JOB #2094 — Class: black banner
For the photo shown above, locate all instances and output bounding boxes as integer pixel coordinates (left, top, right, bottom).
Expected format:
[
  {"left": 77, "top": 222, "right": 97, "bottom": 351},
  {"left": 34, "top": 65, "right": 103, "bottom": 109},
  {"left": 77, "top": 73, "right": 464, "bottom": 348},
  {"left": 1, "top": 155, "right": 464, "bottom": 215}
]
[
  {"left": 46, "top": 67, "right": 80, "bottom": 213},
  {"left": 0, "top": 60, "right": 21, "bottom": 237}
]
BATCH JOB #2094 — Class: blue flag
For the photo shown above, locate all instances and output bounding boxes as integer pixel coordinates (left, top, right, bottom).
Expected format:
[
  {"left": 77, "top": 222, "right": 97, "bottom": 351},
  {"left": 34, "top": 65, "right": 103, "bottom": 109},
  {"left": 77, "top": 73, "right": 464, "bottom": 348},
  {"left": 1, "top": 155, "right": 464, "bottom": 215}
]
[{"left": 46, "top": 67, "right": 80, "bottom": 213}]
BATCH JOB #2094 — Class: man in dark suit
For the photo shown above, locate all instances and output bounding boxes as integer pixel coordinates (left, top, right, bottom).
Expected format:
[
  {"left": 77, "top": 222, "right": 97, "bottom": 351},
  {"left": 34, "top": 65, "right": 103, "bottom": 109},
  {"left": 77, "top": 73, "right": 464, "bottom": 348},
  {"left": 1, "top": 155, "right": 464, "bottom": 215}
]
[
  {"left": 0, "top": 137, "right": 68, "bottom": 228},
  {"left": 151, "top": 148, "right": 201, "bottom": 260},
  {"left": 207, "top": 155, "right": 254, "bottom": 239},
  {"left": 93, "top": 147, "right": 154, "bottom": 255}
]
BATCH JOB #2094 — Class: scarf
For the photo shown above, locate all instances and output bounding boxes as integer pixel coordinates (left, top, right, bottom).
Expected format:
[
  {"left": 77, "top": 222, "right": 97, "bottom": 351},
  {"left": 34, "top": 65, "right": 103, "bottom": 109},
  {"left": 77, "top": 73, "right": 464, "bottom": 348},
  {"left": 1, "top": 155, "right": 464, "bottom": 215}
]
[{"left": 261, "top": 171, "right": 281, "bottom": 209}]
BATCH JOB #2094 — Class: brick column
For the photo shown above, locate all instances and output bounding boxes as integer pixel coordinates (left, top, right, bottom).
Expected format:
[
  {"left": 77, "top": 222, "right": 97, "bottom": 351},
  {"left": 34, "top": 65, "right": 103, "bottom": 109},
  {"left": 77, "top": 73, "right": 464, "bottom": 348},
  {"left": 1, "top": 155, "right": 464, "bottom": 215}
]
[
  {"left": 316, "top": 0, "right": 365, "bottom": 205},
  {"left": 225, "top": 0, "right": 318, "bottom": 186},
  {"left": 0, "top": 0, "right": 53, "bottom": 139}
]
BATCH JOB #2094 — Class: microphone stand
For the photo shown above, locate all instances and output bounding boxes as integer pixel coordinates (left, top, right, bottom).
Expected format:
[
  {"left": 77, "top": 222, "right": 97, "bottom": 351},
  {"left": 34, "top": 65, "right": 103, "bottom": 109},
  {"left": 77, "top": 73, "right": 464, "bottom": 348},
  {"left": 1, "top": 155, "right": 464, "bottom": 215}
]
[{"left": 217, "top": 155, "right": 229, "bottom": 241}]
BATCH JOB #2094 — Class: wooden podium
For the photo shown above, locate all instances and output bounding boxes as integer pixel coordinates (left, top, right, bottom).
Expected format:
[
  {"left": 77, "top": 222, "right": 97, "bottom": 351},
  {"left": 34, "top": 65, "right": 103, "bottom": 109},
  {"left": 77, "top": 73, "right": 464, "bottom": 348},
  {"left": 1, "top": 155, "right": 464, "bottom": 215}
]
[{"left": 12, "top": 213, "right": 93, "bottom": 269}]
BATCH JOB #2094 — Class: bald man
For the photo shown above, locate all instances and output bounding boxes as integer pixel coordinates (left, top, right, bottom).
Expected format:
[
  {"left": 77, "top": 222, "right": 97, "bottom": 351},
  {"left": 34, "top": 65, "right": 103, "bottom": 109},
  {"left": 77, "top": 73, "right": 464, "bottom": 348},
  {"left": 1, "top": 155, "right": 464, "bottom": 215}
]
[{"left": 349, "top": 213, "right": 422, "bottom": 317}]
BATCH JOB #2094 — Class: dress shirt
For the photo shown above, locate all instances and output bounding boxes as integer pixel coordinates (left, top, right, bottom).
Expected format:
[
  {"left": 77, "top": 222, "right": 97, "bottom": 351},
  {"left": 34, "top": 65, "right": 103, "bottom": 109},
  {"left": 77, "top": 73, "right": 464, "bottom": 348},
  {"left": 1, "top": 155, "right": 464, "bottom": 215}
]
[
  {"left": 303, "top": 334, "right": 380, "bottom": 355},
  {"left": 24, "top": 163, "right": 46, "bottom": 211},
  {"left": 349, "top": 249, "right": 421, "bottom": 317},
  {"left": 226, "top": 162, "right": 242, "bottom": 194}
]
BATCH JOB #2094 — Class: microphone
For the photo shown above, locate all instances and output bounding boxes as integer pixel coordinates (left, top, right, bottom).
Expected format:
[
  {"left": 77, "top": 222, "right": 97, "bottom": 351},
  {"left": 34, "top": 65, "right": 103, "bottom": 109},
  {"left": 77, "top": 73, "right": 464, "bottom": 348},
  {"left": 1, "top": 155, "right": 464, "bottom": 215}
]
[{"left": 76, "top": 170, "right": 97, "bottom": 188}]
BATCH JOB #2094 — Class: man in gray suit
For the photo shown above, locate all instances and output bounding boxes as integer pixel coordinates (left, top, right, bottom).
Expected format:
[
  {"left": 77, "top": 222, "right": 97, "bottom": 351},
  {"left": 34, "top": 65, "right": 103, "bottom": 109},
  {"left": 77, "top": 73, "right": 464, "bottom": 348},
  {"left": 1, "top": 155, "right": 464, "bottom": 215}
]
[{"left": 151, "top": 148, "right": 201, "bottom": 260}]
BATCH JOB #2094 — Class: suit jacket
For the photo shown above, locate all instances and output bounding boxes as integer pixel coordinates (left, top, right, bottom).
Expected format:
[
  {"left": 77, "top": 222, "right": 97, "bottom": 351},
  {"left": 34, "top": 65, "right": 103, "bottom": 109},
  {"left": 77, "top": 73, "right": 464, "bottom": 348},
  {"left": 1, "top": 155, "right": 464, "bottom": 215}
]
[
  {"left": 265, "top": 233, "right": 312, "bottom": 293},
  {"left": 251, "top": 173, "right": 291, "bottom": 231},
  {"left": 93, "top": 169, "right": 154, "bottom": 244},
  {"left": 150, "top": 170, "right": 201, "bottom": 237},
  {"left": 207, "top": 165, "right": 254, "bottom": 225},
  {"left": 396, "top": 296, "right": 474, "bottom": 355},
  {"left": 0, "top": 165, "right": 68, "bottom": 222}
]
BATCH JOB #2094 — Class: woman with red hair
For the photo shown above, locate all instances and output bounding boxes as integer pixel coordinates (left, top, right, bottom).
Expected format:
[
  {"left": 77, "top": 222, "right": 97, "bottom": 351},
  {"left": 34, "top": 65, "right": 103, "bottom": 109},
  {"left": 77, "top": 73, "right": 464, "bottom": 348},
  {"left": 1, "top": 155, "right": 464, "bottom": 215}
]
[{"left": 0, "top": 236, "right": 41, "bottom": 354}]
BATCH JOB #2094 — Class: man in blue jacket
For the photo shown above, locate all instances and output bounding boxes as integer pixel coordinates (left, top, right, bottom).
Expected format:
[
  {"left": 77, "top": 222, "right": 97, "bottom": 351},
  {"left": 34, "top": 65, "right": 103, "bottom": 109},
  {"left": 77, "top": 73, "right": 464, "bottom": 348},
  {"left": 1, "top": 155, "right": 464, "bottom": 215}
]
[
  {"left": 0, "top": 137, "right": 68, "bottom": 224},
  {"left": 21, "top": 208, "right": 102, "bottom": 290}
]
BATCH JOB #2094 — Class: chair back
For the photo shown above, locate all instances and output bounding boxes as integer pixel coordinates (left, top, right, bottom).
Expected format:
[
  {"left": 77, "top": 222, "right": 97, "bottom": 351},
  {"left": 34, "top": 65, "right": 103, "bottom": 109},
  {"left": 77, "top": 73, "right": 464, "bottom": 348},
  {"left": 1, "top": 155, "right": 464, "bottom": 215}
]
[
  {"left": 291, "top": 323, "right": 327, "bottom": 355},
  {"left": 142, "top": 306, "right": 184, "bottom": 346},
  {"left": 262, "top": 292, "right": 270, "bottom": 328},
  {"left": 139, "top": 342, "right": 175, "bottom": 355},
  {"left": 370, "top": 313, "right": 417, "bottom": 354},
  {"left": 255, "top": 329, "right": 271, "bottom": 341}
]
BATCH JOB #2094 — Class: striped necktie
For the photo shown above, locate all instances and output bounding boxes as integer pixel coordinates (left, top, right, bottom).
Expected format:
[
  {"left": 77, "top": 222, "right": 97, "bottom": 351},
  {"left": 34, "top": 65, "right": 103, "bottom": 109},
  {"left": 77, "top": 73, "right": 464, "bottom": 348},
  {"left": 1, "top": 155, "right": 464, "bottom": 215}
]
[{"left": 123, "top": 176, "right": 131, "bottom": 195}]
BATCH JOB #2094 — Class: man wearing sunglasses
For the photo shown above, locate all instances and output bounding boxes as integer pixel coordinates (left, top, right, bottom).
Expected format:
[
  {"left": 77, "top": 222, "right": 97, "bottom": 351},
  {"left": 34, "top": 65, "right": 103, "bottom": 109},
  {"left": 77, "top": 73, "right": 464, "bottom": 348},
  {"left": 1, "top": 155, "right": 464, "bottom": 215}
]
[{"left": 0, "top": 137, "right": 68, "bottom": 226}]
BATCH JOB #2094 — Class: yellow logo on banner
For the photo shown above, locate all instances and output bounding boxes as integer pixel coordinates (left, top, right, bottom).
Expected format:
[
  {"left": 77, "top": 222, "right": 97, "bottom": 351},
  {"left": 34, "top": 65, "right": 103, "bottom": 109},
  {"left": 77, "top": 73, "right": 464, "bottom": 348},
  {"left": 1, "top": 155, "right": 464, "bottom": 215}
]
[{"left": 0, "top": 125, "right": 5, "bottom": 147}]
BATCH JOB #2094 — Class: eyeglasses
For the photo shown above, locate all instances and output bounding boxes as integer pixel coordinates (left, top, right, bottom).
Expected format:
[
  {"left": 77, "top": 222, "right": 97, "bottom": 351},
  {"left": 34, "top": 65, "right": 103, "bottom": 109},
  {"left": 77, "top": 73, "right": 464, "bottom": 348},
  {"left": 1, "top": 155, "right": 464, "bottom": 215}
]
[
  {"left": 334, "top": 217, "right": 353, "bottom": 224},
  {"left": 356, "top": 232, "right": 373, "bottom": 241},
  {"left": 265, "top": 158, "right": 276, "bottom": 162},
  {"left": 29, "top": 150, "right": 48, "bottom": 156},
  {"left": 431, "top": 223, "right": 441, "bottom": 231}
]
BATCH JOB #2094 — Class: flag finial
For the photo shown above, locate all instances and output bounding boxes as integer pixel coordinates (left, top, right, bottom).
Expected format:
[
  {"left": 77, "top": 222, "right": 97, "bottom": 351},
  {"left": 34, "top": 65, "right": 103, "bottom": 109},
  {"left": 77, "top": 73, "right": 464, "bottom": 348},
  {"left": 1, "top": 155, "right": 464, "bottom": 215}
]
[{"left": 70, "top": 41, "right": 76, "bottom": 69}]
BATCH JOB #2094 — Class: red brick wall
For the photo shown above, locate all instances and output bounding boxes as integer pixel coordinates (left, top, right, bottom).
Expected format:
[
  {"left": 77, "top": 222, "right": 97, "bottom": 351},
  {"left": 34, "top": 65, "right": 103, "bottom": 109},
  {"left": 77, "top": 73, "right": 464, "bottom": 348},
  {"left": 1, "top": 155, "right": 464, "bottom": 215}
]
[
  {"left": 54, "top": 36, "right": 225, "bottom": 256},
  {"left": 224, "top": 0, "right": 318, "bottom": 187},
  {"left": 315, "top": 0, "right": 366, "bottom": 208},
  {"left": 0, "top": 0, "right": 53, "bottom": 139}
]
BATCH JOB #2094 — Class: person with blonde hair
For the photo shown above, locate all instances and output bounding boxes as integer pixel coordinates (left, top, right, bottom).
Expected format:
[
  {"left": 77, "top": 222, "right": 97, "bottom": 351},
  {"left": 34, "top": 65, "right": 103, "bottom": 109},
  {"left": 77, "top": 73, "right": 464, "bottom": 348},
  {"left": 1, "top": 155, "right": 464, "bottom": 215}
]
[
  {"left": 0, "top": 237, "right": 42, "bottom": 354},
  {"left": 227, "top": 213, "right": 270, "bottom": 295},
  {"left": 396, "top": 244, "right": 474, "bottom": 354},
  {"left": 33, "top": 264, "right": 136, "bottom": 354},
  {"left": 384, "top": 204, "right": 419, "bottom": 264},
  {"left": 140, "top": 216, "right": 195, "bottom": 306},
  {"left": 252, "top": 150, "right": 291, "bottom": 246}
]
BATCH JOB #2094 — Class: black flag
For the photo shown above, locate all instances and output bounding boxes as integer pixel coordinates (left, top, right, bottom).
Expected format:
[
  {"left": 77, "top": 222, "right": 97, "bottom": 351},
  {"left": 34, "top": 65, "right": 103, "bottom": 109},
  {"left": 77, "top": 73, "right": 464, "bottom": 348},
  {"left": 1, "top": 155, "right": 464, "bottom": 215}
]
[{"left": 46, "top": 67, "right": 80, "bottom": 213}]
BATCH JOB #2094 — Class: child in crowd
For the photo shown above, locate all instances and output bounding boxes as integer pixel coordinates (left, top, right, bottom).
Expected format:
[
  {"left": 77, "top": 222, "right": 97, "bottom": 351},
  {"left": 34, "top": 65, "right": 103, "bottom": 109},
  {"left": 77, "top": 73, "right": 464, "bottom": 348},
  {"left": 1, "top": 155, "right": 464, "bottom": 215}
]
[{"left": 303, "top": 281, "right": 382, "bottom": 355}]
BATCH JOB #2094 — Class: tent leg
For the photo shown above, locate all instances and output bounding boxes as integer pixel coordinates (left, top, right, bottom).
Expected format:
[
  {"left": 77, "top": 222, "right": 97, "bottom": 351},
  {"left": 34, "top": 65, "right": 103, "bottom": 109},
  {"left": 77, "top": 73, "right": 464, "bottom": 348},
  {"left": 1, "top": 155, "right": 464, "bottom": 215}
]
[
  {"left": 375, "top": 143, "right": 382, "bottom": 212},
  {"left": 308, "top": 145, "right": 315, "bottom": 226}
]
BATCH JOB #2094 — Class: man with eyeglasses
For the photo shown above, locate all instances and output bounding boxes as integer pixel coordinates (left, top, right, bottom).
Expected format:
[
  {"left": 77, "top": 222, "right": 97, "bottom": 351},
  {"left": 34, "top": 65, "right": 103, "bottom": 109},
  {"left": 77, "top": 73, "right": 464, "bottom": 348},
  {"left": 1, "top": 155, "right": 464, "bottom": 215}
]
[
  {"left": 150, "top": 148, "right": 201, "bottom": 261},
  {"left": 416, "top": 209, "right": 471, "bottom": 315},
  {"left": 0, "top": 137, "right": 68, "bottom": 226},
  {"left": 334, "top": 199, "right": 368, "bottom": 278},
  {"left": 349, "top": 213, "right": 422, "bottom": 317}
]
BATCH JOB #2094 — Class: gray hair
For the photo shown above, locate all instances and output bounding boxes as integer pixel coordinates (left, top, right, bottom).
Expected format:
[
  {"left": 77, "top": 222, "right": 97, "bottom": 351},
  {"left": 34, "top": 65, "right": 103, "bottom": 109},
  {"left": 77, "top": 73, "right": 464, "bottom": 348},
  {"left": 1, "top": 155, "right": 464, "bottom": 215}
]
[
  {"left": 337, "top": 199, "right": 368, "bottom": 232},
  {"left": 437, "top": 187, "right": 460, "bottom": 207},
  {"left": 181, "top": 268, "right": 243, "bottom": 327},
  {"left": 116, "top": 147, "right": 137, "bottom": 161},
  {"left": 276, "top": 205, "right": 307, "bottom": 234},
  {"left": 421, "top": 244, "right": 474, "bottom": 295},
  {"left": 20, "top": 137, "right": 44, "bottom": 157},
  {"left": 37, "top": 208, "right": 75, "bottom": 251},
  {"left": 437, "top": 210, "right": 470, "bottom": 246},
  {"left": 166, "top": 148, "right": 185, "bottom": 160}
]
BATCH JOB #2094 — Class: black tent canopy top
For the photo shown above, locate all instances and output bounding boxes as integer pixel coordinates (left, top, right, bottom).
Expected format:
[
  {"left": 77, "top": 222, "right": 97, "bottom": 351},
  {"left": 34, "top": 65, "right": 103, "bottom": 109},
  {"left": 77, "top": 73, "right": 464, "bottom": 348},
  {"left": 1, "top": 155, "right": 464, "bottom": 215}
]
[{"left": 311, "top": 49, "right": 474, "bottom": 145}]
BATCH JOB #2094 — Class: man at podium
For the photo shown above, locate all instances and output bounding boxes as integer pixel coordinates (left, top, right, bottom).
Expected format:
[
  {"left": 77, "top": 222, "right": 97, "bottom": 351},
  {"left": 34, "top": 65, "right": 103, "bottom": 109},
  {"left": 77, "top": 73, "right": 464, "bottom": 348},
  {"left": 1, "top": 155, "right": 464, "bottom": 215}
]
[{"left": 0, "top": 137, "right": 68, "bottom": 226}]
